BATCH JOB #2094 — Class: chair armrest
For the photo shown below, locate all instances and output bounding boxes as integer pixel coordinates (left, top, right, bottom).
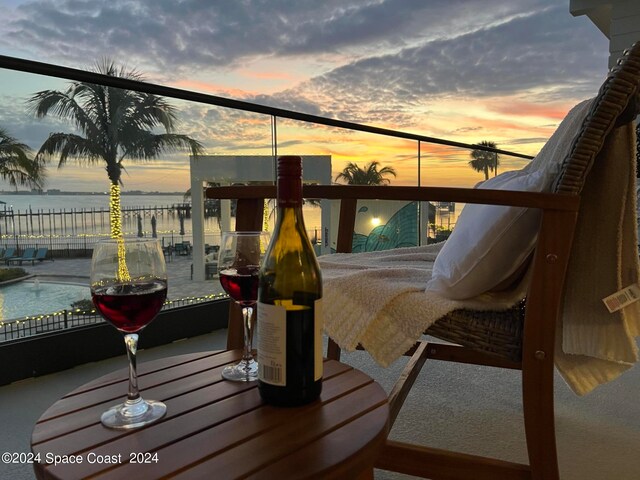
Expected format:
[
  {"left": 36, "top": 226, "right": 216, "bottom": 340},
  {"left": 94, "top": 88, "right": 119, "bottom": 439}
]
[
  {"left": 207, "top": 185, "right": 580, "bottom": 212},
  {"left": 207, "top": 184, "right": 581, "bottom": 258}
]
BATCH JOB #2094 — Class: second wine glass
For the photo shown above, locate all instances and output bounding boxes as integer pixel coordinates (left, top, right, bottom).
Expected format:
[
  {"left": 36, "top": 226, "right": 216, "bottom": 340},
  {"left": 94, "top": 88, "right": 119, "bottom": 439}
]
[{"left": 218, "top": 231, "right": 270, "bottom": 381}]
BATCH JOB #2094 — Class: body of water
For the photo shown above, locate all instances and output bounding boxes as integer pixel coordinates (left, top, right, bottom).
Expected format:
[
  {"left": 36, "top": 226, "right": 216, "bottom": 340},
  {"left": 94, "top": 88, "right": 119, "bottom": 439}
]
[
  {"left": 0, "top": 193, "right": 324, "bottom": 247},
  {"left": 0, "top": 193, "right": 184, "bottom": 211},
  {"left": 0, "top": 193, "right": 458, "bottom": 250}
]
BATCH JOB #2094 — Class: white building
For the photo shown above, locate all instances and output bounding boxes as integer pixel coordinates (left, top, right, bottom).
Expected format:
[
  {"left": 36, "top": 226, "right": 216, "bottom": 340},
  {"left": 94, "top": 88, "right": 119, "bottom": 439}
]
[
  {"left": 189, "top": 155, "right": 332, "bottom": 281},
  {"left": 571, "top": 0, "right": 640, "bottom": 68}
]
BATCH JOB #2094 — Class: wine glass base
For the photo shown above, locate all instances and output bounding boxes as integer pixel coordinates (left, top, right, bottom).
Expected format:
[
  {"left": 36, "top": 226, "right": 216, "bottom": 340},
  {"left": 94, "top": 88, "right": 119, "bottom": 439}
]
[
  {"left": 222, "top": 358, "right": 259, "bottom": 382},
  {"left": 101, "top": 398, "right": 167, "bottom": 430}
]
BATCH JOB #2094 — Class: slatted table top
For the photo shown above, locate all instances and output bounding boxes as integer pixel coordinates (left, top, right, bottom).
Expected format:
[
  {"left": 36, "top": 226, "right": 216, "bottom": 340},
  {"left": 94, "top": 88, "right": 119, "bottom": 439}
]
[{"left": 31, "top": 350, "right": 389, "bottom": 479}]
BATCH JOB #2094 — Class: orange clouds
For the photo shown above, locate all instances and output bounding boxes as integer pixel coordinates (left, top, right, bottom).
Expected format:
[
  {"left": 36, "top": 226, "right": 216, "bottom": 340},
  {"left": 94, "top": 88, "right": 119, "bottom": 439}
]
[
  {"left": 487, "top": 100, "right": 574, "bottom": 121},
  {"left": 173, "top": 79, "right": 254, "bottom": 97},
  {"left": 238, "top": 69, "right": 300, "bottom": 82}
]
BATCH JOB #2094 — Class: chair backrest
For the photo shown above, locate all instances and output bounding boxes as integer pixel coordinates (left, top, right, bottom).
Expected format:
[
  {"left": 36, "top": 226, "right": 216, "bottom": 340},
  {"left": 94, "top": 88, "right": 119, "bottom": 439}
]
[
  {"left": 35, "top": 248, "right": 48, "bottom": 259},
  {"left": 21, "top": 247, "right": 35, "bottom": 258},
  {"left": 3, "top": 247, "right": 16, "bottom": 258},
  {"left": 554, "top": 42, "right": 640, "bottom": 195}
]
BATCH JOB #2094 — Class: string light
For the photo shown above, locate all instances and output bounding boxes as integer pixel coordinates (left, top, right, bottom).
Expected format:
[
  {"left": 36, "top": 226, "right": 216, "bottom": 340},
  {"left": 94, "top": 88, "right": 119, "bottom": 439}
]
[
  {"left": 263, "top": 199, "right": 270, "bottom": 232},
  {"left": 106, "top": 184, "right": 131, "bottom": 282},
  {"left": 116, "top": 237, "right": 131, "bottom": 282},
  {"left": 109, "top": 184, "right": 123, "bottom": 239}
]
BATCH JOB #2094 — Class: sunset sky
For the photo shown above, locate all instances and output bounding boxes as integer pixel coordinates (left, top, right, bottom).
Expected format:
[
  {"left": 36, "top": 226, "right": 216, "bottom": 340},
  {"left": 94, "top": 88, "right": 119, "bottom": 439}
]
[{"left": 0, "top": 0, "right": 611, "bottom": 192}]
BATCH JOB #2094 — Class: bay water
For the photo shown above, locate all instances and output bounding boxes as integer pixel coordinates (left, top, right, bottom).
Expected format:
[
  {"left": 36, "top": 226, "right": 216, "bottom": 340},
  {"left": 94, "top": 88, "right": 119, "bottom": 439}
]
[{"left": 0, "top": 193, "right": 324, "bottom": 246}]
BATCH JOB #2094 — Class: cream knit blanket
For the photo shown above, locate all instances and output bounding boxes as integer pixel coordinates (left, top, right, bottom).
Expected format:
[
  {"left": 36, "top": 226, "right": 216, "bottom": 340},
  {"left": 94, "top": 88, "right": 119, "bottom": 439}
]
[
  {"left": 555, "top": 122, "right": 640, "bottom": 394},
  {"left": 319, "top": 122, "right": 639, "bottom": 396}
]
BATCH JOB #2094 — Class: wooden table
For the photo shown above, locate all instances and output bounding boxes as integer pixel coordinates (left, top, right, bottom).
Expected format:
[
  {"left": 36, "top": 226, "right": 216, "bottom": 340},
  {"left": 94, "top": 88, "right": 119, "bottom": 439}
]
[{"left": 31, "top": 350, "right": 389, "bottom": 479}]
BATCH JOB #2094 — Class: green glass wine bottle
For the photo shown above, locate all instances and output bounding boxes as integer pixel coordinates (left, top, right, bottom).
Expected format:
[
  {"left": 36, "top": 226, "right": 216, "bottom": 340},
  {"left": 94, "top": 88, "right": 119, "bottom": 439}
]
[{"left": 257, "top": 155, "right": 323, "bottom": 406}]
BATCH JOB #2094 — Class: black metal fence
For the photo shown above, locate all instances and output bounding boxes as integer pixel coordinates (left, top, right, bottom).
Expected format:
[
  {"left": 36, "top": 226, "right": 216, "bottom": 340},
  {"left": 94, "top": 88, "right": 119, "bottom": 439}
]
[
  {"left": 0, "top": 201, "right": 225, "bottom": 258},
  {"left": 0, "top": 236, "right": 100, "bottom": 258},
  {"left": 0, "top": 203, "right": 191, "bottom": 237},
  {"left": 0, "top": 298, "right": 231, "bottom": 386},
  {"left": 0, "top": 294, "right": 228, "bottom": 342},
  {"left": 0, "top": 203, "right": 195, "bottom": 258}
]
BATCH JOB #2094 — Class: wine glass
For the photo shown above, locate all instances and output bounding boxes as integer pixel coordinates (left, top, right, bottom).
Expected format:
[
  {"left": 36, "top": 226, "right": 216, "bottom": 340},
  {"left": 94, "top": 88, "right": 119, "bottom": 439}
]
[
  {"left": 218, "top": 231, "right": 270, "bottom": 381},
  {"left": 90, "top": 238, "right": 168, "bottom": 429}
]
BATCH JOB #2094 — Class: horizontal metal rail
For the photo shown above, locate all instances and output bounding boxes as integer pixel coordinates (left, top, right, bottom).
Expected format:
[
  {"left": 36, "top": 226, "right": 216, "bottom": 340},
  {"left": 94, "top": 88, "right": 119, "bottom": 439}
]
[{"left": 0, "top": 54, "right": 534, "bottom": 160}]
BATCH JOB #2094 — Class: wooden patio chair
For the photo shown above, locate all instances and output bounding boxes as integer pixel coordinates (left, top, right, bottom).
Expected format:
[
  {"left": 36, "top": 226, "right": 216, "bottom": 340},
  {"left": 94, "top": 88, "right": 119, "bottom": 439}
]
[{"left": 206, "top": 42, "right": 640, "bottom": 480}]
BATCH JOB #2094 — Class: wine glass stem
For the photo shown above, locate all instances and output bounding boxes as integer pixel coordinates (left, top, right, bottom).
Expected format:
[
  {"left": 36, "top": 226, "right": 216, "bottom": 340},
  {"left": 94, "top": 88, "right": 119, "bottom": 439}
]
[
  {"left": 124, "top": 333, "right": 141, "bottom": 402},
  {"left": 242, "top": 305, "right": 254, "bottom": 362}
]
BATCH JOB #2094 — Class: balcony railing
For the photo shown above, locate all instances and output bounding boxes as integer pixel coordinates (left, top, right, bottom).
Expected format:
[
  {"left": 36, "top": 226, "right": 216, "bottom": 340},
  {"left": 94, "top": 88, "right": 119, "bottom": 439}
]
[
  {"left": 0, "top": 54, "right": 537, "bottom": 348},
  {"left": 0, "top": 54, "right": 536, "bottom": 252},
  {"left": 0, "top": 54, "right": 533, "bottom": 169}
]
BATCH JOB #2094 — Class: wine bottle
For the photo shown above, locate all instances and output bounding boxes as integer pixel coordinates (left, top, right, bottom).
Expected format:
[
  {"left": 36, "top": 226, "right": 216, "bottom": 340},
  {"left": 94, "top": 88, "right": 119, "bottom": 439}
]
[{"left": 257, "top": 155, "right": 323, "bottom": 406}]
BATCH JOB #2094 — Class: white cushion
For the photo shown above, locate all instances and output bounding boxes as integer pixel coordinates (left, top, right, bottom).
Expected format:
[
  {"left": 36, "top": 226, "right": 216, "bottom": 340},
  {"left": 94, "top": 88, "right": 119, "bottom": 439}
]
[{"left": 426, "top": 99, "right": 593, "bottom": 300}]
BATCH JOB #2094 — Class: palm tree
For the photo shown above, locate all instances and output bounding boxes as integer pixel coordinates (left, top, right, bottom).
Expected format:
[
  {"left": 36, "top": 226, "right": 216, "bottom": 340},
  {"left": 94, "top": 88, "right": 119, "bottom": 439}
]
[
  {"left": 469, "top": 140, "right": 500, "bottom": 180},
  {"left": 335, "top": 161, "right": 397, "bottom": 185},
  {"left": 28, "top": 59, "right": 204, "bottom": 238},
  {"left": 0, "top": 127, "right": 46, "bottom": 189}
]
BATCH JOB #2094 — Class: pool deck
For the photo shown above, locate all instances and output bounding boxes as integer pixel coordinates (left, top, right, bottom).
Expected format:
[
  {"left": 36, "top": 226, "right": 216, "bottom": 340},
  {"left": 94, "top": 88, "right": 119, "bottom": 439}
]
[{"left": 20, "top": 253, "right": 224, "bottom": 300}]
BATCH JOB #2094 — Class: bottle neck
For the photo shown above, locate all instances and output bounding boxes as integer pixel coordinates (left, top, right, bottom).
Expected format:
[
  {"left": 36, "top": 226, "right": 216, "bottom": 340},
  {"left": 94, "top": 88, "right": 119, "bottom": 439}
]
[
  {"left": 269, "top": 205, "right": 309, "bottom": 254},
  {"left": 277, "top": 176, "right": 302, "bottom": 208},
  {"left": 275, "top": 203, "right": 304, "bottom": 226}
]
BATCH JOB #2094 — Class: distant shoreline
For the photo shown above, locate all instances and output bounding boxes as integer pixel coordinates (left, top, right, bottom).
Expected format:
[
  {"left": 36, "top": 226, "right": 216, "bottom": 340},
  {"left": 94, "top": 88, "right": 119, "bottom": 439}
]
[{"left": 0, "top": 191, "right": 185, "bottom": 196}]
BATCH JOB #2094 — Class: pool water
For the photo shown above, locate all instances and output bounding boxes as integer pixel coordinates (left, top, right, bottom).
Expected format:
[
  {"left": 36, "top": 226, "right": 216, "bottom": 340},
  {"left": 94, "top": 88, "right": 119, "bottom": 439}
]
[{"left": 0, "top": 280, "right": 90, "bottom": 321}]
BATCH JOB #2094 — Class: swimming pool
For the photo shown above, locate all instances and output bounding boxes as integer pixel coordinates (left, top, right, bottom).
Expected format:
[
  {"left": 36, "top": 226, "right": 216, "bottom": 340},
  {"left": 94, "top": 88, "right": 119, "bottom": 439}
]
[{"left": 0, "top": 279, "right": 90, "bottom": 321}]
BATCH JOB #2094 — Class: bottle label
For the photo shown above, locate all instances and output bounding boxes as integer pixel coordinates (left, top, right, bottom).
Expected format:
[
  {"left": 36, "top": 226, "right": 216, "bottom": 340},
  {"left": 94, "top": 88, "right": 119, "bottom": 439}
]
[
  {"left": 257, "top": 299, "right": 323, "bottom": 386},
  {"left": 257, "top": 302, "right": 287, "bottom": 386}
]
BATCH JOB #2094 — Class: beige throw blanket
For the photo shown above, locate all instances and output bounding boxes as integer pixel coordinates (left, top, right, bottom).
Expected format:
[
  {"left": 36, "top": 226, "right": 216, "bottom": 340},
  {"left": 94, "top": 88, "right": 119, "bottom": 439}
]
[
  {"left": 555, "top": 123, "right": 640, "bottom": 394},
  {"left": 319, "top": 122, "right": 639, "bottom": 396}
]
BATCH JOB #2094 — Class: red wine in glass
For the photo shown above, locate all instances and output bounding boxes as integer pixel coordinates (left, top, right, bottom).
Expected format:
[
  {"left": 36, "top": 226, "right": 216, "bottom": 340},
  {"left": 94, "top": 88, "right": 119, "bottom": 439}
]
[
  {"left": 219, "top": 266, "right": 259, "bottom": 306},
  {"left": 218, "top": 230, "right": 270, "bottom": 382},
  {"left": 90, "top": 238, "right": 168, "bottom": 430},
  {"left": 92, "top": 280, "right": 168, "bottom": 333}
]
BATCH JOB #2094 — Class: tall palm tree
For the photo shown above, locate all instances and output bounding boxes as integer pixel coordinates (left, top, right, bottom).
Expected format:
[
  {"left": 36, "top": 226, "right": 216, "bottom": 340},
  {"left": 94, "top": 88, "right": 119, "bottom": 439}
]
[
  {"left": 469, "top": 140, "right": 500, "bottom": 180},
  {"left": 0, "top": 127, "right": 46, "bottom": 189},
  {"left": 28, "top": 59, "right": 204, "bottom": 238},
  {"left": 335, "top": 161, "right": 397, "bottom": 185}
]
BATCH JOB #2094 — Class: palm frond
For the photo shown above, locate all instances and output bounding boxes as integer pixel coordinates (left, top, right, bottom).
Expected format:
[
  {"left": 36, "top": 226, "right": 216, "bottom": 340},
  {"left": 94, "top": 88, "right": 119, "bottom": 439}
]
[
  {"left": 124, "top": 133, "right": 204, "bottom": 161},
  {"left": 0, "top": 127, "right": 44, "bottom": 189},
  {"left": 28, "top": 58, "right": 204, "bottom": 189},
  {"left": 335, "top": 161, "right": 396, "bottom": 185},
  {"left": 27, "top": 89, "right": 101, "bottom": 141},
  {"left": 35, "top": 133, "right": 102, "bottom": 168}
]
